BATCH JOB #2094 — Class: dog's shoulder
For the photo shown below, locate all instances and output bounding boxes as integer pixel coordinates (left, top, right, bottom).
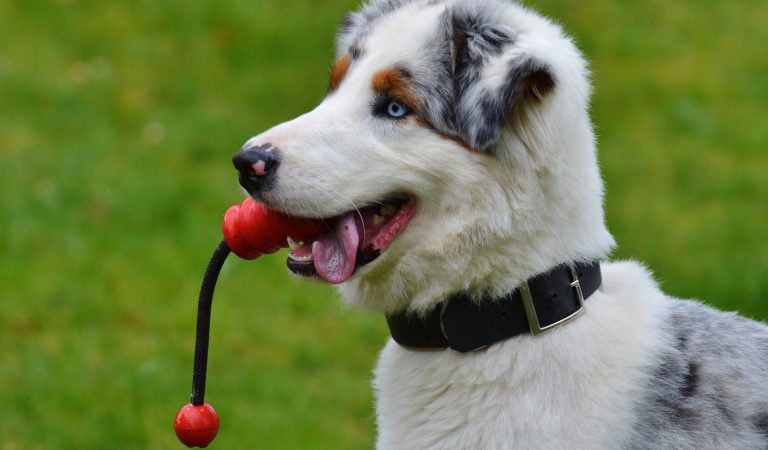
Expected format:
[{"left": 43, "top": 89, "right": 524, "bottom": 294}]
[{"left": 623, "top": 275, "right": 768, "bottom": 449}]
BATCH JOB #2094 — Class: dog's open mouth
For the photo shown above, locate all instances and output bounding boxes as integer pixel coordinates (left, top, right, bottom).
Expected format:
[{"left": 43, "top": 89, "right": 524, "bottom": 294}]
[{"left": 286, "top": 194, "right": 417, "bottom": 284}]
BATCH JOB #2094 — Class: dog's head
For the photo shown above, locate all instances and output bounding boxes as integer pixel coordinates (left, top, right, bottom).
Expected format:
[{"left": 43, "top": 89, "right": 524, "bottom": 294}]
[{"left": 234, "top": 0, "right": 614, "bottom": 313}]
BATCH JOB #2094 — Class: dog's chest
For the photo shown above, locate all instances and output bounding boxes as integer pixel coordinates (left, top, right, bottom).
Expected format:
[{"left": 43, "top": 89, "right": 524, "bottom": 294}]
[{"left": 373, "top": 341, "right": 636, "bottom": 449}]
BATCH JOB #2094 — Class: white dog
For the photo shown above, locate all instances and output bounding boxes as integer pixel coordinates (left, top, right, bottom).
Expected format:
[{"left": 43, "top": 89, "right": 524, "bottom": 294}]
[{"left": 231, "top": 0, "right": 768, "bottom": 448}]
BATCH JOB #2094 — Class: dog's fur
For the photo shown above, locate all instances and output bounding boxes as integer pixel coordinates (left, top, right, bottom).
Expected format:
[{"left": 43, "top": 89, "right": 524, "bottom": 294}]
[{"left": 241, "top": 0, "right": 768, "bottom": 448}]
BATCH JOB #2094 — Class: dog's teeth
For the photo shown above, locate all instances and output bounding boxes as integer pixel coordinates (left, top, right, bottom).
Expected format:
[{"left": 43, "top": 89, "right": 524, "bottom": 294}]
[
  {"left": 380, "top": 205, "right": 396, "bottom": 217},
  {"left": 287, "top": 236, "right": 300, "bottom": 251},
  {"left": 373, "top": 214, "right": 384, "bottom": 226}
]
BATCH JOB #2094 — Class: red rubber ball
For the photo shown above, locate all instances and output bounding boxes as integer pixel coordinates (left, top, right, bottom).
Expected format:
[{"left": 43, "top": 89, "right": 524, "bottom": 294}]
[{"left": 174, "top": 403, "right": 220, "bottom": 448}]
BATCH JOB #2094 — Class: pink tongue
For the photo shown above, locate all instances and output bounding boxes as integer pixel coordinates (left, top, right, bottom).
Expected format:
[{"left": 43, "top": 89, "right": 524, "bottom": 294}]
[{"left": 312, "top": 212, "right": 360, "bottom": 284}]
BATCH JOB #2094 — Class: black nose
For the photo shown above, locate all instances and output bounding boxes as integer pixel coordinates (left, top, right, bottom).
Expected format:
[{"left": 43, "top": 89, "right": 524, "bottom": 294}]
[{"left": 232, "top": 143, "right": 281, "bottom": 196}]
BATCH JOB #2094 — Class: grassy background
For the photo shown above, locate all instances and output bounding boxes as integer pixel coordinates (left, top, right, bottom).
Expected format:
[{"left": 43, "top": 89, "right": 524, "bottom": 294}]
[{"left": 0, "top": 0, "right": 765, "bottom": 448}]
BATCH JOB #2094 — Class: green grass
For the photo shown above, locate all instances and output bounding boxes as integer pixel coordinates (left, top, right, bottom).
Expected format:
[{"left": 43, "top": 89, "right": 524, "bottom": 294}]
[{"left": 0, "top": 0, "right": 765, "bottom": 448}]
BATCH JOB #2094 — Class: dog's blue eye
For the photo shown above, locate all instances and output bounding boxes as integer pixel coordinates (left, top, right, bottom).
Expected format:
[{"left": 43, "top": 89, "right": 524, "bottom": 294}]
[{"left": 385, "top": 100, "right": 409, "bottom": 118}]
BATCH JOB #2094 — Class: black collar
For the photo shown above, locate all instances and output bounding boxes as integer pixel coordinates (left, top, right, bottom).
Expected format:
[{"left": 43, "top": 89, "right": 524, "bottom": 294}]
[{"left": 385, "top": 261, "right": 602, "bottom": 353}]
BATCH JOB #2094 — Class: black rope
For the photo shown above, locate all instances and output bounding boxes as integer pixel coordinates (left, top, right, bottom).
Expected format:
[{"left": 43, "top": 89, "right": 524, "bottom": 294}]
[{"left": 190, "top": 240, "right": 231, "bottom": 406}]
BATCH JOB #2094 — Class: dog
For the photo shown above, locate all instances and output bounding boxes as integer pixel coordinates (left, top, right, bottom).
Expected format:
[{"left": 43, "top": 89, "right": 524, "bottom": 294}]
[{"left": 231, "top": 0, "right": 768, "bottom": 448}]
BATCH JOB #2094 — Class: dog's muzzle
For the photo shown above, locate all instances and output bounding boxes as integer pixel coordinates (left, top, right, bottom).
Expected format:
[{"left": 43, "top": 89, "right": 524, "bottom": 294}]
[{"left": 232, "top": 143, "right": 281, "bottom": 196}]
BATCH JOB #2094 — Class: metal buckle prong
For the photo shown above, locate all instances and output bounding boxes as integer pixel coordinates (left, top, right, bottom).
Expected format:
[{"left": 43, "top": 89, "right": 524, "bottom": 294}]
[{"left": 521, "top": 266, "right": 586, "bottom": 336}]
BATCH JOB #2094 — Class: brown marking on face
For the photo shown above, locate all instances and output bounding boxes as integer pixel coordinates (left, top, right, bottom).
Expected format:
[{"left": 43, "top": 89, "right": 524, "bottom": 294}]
[
  {"left": 371, "top": 68, "right": 422, "bottom": 112},
  {"left": 415, "top": 117, "right": 479, "bottom": 153},
  {"left": 328, "top": 53, "right": 352, "bottom": 92}
]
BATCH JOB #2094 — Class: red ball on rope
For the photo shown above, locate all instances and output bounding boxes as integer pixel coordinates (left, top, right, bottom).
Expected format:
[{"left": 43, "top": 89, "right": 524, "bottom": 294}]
[
  {"left": 174, "top": 403, "right": 220, "bottom": 448},
  {"left": 176, "top": 198, "right": 324, "bottom": 446}
]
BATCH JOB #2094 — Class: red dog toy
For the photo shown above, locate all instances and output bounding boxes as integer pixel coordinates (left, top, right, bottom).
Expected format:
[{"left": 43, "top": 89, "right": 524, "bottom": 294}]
[
  {"left": 174, "top": 198, "right": 324, "bottom": 447},
  {"left": 222, "top": 198, "right": 326, "bottom": 260}
]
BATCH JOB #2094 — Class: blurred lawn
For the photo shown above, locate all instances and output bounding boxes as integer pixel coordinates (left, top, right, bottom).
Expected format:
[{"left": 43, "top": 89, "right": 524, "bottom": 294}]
[{"left": 0, "top": 0, "right": 765, "bottom": 449}]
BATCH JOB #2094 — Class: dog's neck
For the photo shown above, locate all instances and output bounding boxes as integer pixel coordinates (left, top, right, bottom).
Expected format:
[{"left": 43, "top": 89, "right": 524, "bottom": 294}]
[{"left": 383, "top": 260, "right": 602, "bottom": 352}]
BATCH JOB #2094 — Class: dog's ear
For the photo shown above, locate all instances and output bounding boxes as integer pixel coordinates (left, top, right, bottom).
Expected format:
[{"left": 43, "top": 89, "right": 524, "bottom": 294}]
[
  {"left": 336, "top": 12, "right": 364, "bottom": 57},
  {"left": 450, "top": 13, "right": 556, "bottom": 151}
]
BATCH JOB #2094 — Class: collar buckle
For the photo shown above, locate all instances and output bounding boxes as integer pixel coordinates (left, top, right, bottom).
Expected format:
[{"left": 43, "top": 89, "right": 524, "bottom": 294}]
[{"left": 521, "top": 265, "right": 586, "bottom": 336}]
